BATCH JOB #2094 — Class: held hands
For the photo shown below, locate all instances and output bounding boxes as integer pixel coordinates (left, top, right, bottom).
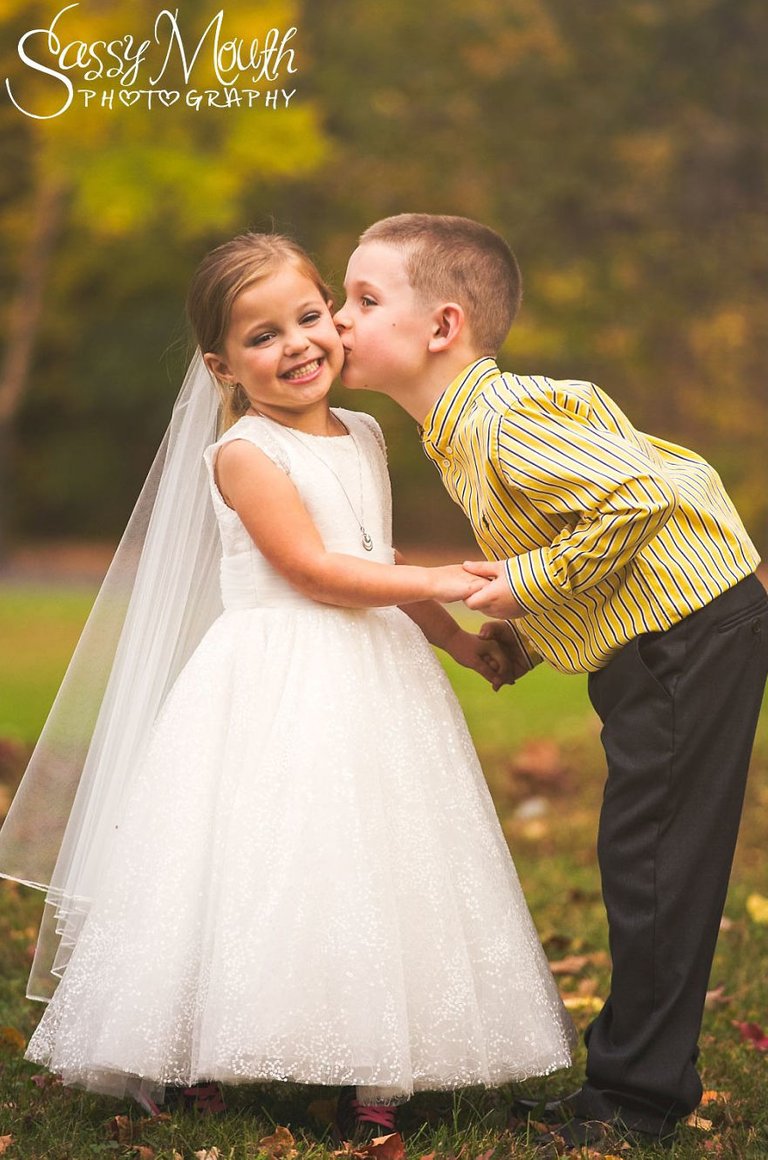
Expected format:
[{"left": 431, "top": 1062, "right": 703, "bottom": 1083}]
[
  {"left": 443, "top": 624, "right": 519, "bottom": 691},
  {"left": 429, "top": 564, "right": 491, "bottom": 605},
  {"left": 462, "top": 560, "right": 527, "bottom": 619}
]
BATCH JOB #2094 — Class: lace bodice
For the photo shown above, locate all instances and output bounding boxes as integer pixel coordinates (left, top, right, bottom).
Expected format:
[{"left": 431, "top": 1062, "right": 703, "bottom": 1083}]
[{"left": 203, "top": 409, "right": 395, "bottom": 609}]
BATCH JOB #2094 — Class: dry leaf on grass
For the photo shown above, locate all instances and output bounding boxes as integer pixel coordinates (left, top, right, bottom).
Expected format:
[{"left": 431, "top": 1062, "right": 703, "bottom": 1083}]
[
  {"left": 700, "top": 1090, "right": 731, "bottom": 1106},
  {"left": 548, "top": 951, "right": 610, "bottom": 976},
  {"left": 704, "top": 984, "right": 731, "bottom": 1009},
  {"left": 257, "top": 1126, "right": 297, "bottom": 1160},
  {"left": 561, "top": 993, "right": 604, "bottom": 1013},
  {"left": 733, "top": 1020, "right": 768, "bottom": 1051},
  {"left": 365, "top": 1133, "right": 406, "bottom": 1160},
  {"left": 0, "top": 1138, "right": 13, "bottom": 1156},
  {"left": 686, "top": 1113, "right": 713, "bottom": 1131},
  {"left": 106, "top": 1115, "right": 136, "bottom": 1146},
  {"left": 134, "top": 1148, "right": 156, "bottom": 1160},
  {"left": 0, "top": 1027, "right": 26, "bottom": 1052},
  {"left": 194, "top": 1149, "right": 220, "bottom": 1160}
]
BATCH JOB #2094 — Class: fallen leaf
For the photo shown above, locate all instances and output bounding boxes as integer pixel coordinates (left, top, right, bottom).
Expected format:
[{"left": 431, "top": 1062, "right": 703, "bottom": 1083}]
[
  {"left": 0, "top": 1137, "right": 13, "bottom": 1156},
  {"left": 258, "top": 1126, "right": 296, "bottom": 1160},
  {"left": 106, "top": 1115, "right": 135, "bottom": 1145},
  {"left": 365, "top": 1133, "right": 406, "bottom": 1160},
  {"left": 509, "top": 739, "right": 570, "bottom": 790},
  {"left": 561, "top": 994, "right": 604, "bottom": 1013},
  {"left": 30, "top": 1072, "right": 63, "bottom": 1089},
  {"left": 733, "top": 1020, "right": 768, "bottom": 1051},
  {"left": 700, "top": 1090, "right": 731, "bottom": 1106},
  {"left": 134, "top": 1149, "right": 156, "bottom": 1160},
  {"left": 746, "top": 893, "right": 768, "bottom": 924},
  {"left": 686, "top": 1113, "right": 713, "bottom": 1131},
  {"left": 418, "top": 1153, "right": 436, "bottom": 1160},
  {"left": 549, "top": 954, "right": 590, "bottom": 975},
  {"left": 704, "top": 984, "right": 731, "bottom": 1009},
  {"left": 0, "top": 1027, "right": 26, "bottom": 1053},
  {"left": 194, "top": 1150, "right": 220, "bottom": 1160}
]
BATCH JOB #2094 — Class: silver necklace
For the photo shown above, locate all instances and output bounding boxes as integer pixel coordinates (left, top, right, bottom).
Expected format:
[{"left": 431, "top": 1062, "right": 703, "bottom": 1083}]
[{"left": 254, "top": 412, "right": 374, "bottom": 552}]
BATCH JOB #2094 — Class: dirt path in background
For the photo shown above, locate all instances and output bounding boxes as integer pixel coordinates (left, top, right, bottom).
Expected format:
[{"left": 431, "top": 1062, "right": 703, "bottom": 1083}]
[{"left": 2, "top": 539, "right": 766, "bottom": 588}]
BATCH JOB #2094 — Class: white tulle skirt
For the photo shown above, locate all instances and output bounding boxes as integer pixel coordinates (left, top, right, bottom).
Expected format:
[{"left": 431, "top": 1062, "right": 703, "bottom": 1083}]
[{"left": 26, "top": 604, "right": 573, "bottom": 1102}]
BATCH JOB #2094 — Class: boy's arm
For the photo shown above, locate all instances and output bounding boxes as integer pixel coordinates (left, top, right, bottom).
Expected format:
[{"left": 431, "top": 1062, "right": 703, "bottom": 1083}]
[{"left": 466, "top": 407, "right": 678, "bottom": 619}]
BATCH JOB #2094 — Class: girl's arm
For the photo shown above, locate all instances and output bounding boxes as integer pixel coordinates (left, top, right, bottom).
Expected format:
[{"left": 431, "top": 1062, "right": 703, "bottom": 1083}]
[
  {"left": 215, "top": 439, "right": 487, "bottom": 607},
  {"left": 394, "top": 550, "right": 515, "bottom": 689}
]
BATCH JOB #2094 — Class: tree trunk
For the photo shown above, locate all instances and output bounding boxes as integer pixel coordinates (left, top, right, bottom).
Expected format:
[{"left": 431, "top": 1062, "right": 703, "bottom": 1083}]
[{"left": 0, "top": 178, "right": 68, "bottom": 566}]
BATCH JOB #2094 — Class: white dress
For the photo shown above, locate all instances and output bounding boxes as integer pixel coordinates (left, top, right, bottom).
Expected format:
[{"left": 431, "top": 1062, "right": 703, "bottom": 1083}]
[{"left": 26, "top": 408, "right": 574, "bottom": 1104}]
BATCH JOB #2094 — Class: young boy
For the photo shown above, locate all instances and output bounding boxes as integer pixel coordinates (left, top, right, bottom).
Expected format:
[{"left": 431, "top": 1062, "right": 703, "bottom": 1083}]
[{"left": 334, "top": 214, "right": 768, "bottom": 1149}]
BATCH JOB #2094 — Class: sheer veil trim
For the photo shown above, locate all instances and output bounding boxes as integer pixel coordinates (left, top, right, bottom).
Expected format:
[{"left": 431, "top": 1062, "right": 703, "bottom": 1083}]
[{"left": 0, "top": 353, "right": 223, "bottom": 1000}]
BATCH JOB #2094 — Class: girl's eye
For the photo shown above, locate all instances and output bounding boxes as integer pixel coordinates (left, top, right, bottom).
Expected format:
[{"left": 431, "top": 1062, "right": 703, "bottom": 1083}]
[
  {"left": 249, "top": 332, "right": 274, "bottom": 346},
  {"left": 301, "top": 311, "right": 322, "bottom": 325}
]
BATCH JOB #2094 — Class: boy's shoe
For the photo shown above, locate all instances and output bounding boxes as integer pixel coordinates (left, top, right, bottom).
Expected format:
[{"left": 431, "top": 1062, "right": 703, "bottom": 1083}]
[{"left": 335, "top": 1086, "right": 398, "bottom": 1141}]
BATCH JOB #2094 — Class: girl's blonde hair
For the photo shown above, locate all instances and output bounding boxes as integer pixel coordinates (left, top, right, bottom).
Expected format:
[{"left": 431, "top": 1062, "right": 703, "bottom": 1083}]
[{"left": 187, "top": 233, "right": 332, "bottom": 430}]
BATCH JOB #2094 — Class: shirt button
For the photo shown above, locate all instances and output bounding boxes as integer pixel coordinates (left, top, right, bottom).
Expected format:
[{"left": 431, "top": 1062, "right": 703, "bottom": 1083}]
[{"left": 752, "top": 619, "right": 762, "bottom": 635}]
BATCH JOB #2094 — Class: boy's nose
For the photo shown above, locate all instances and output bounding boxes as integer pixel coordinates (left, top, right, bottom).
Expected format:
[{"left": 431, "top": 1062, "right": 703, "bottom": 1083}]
[{"left": 334, "top": 306, "right": 350, "bottom": 331}]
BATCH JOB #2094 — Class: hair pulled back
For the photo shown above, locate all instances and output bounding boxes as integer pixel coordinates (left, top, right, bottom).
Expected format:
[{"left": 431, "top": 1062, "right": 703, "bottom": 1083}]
[{"left": 187, "top": 233, "right": 331, "bottom": 429}]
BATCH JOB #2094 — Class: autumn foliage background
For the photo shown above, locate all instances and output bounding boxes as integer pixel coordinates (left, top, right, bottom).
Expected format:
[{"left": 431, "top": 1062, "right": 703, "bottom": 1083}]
[{"left": 1, "top": 0, "right": 767, "bottom": 558}]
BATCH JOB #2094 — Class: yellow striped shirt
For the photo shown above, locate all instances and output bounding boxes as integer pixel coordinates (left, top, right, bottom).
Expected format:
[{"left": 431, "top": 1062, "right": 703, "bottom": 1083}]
[{"left": 421, "top": 358, "right": 760, "bottom": 674}]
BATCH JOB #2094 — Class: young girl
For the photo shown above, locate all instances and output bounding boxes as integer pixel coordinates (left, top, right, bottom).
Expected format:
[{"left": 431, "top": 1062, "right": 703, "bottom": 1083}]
[{"left": 0, "top": 234, "right": 573, "bottom": 1134}]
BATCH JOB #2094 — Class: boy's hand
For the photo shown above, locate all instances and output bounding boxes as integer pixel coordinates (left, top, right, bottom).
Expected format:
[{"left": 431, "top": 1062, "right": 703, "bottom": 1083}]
[
  {"left": 443, "top": 625, "right": 514, "bottom": 691},
  {"left": 478, "top": 620, "right": 532, "bottom": 682},
  {"left": 429, "top": 564, "right": 490, "bottom": 604},
  {"left": 462, "top": 560, "right": 527, "bottom": 618}
]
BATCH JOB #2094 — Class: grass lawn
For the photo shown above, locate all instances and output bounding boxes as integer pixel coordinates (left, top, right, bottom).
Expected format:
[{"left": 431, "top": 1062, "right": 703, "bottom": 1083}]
[{"left": 1, "top": 584, "right": 768, "bottom": 1158}]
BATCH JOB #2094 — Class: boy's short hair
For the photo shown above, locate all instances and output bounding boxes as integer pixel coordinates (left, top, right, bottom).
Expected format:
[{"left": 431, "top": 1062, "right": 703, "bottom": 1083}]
[{"left": 360, "top": 214, "right": 521, "bottom": 354}]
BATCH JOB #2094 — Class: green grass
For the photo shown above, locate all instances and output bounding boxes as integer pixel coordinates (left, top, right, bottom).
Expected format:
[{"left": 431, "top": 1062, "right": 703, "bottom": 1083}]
[{"left": 1, "top": 585, "right": 768, "bottom": 1157}]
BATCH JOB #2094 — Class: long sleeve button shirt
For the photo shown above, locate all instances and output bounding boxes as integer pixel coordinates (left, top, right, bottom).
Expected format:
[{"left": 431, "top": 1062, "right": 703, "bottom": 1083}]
[{"left": 421, "top": 358, "right": 760, "bottom": 673}]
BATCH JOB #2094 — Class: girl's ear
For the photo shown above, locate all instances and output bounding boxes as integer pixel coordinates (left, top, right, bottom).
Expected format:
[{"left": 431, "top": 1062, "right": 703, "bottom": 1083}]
[
  {"left": 428, "top": 303, "right": 465, "bottom": 352},
  {"left": 203, "top": 351, "right": 233, "bottom": 384}
]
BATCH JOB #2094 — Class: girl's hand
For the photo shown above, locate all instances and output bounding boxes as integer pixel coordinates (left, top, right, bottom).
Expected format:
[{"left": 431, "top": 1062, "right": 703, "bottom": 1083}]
[
  {"left": 443, "top": 626, "right": 515, "bottom": 691},
  {"left": 429, "top": 564, "right": 490, "bottom": 605}
]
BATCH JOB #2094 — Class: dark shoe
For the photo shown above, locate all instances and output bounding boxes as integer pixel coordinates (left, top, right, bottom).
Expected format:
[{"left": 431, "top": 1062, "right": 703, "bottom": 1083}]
[
  {"left": 335, "top": 1086, "right": 399, "bottom": 1141},
  {"left": 512, "top": 1088, "right": 676, "bottom": 1151},
  {"left": 512, "top": 1087, "right": 583, "bottom": 1122},
  {"left": 534, "top": 1117, "right": 675, "bottom": 1152}
]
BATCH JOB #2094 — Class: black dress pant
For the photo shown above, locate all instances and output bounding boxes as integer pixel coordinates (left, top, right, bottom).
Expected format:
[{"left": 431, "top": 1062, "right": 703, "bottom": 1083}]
[{"left": 581, "top": 574, "right": 768, "bottom": 1136}]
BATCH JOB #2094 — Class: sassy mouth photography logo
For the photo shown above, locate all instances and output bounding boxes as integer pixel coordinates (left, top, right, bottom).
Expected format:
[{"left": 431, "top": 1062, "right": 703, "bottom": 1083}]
[{"left": 5, "top": 3, "right": 299, "bottom": 119}]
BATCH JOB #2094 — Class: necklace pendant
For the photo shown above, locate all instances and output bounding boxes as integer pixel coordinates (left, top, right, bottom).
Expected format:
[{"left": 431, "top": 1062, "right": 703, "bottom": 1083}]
[{"left": 362, "top": 530, "right": 374, "bottom": 552}]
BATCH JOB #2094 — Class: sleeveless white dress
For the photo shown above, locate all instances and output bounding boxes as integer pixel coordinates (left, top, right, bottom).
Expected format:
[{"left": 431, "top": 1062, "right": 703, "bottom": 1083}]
[{"left": 25, "top": 408, "right": 574, "bottom": 1104}]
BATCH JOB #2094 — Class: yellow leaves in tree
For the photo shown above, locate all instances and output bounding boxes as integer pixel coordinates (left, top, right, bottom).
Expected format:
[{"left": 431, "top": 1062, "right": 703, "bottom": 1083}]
[{"left": 746, "top": 892, "right": 768, "bottom": 925}]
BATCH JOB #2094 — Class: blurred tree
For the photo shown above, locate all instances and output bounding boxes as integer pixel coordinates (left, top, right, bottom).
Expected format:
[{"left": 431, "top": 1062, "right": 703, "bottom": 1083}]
[{"left": 0, "top": 0, "right": 326, "bottom": 557}]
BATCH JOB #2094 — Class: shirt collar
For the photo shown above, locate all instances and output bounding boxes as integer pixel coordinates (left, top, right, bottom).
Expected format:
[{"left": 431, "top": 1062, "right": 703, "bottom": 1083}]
[{"left": 420, "top": 357, "right": 499, "bottom": 455}]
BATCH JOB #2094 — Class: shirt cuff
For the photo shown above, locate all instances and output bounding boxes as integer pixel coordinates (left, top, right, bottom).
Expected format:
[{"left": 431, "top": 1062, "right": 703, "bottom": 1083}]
[
  {"left": 505, "top": 620, "right": 544, "bottom": 670},
  {"left": 504, "top": 548, "right": 564, "bottom": 614}
]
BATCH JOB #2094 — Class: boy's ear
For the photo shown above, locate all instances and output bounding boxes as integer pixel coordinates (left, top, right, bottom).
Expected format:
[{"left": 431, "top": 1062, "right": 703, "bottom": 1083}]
[{"left": 428, "top": 303, "right": 465, "bottom": 352}]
